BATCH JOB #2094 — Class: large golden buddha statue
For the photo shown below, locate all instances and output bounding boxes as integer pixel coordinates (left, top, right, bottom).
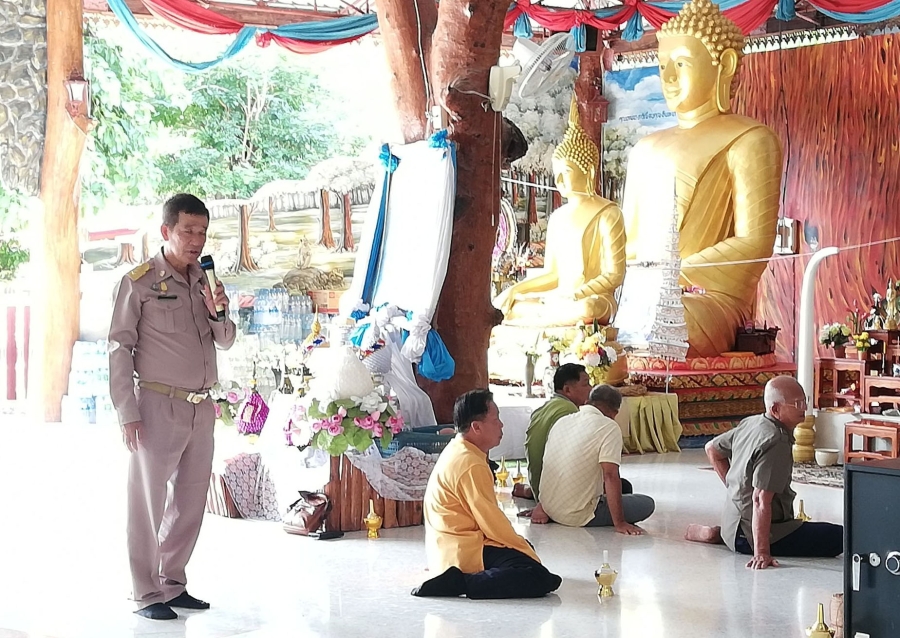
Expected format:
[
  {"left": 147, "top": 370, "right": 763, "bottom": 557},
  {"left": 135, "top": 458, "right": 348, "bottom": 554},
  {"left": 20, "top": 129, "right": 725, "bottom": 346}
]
[
  {"left": 494, "top": 98, "right": 626, "bottom": 327},
  {"left": 619, "top": 0, "right": 781, "bottom": 357}
]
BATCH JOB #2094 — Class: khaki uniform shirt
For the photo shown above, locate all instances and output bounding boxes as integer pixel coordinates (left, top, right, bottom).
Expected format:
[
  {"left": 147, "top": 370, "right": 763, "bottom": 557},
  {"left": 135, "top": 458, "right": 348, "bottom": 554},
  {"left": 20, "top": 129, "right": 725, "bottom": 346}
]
[
  {"left": 108, "top": 250, "right": 236, "bottom": 426},
  {"left": 710, "top": 414, "right": 803, "bottom": 552},
  {"left": 424, "top": 435, "right": 540, "bottom": 574},
  {"left": 540, "top": 405, "right": 623, "bottom": 527}
]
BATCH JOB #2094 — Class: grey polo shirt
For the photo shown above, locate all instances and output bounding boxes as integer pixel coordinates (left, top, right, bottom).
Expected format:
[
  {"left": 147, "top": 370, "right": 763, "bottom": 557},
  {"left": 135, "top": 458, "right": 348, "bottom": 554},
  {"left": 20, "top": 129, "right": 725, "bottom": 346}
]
[{"left": 709, "top": 414, "right": 803, "bottom": 552}]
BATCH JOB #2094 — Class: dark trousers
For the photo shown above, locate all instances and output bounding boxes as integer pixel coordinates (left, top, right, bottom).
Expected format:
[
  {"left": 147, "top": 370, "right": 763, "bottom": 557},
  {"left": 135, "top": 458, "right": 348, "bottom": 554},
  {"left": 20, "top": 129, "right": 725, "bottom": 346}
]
[
  {"left": 464, "top": 546, "right": 562, "bottom": 600},
  {"left": 735, "top": 522, "right": 844, "bottom": 558}
]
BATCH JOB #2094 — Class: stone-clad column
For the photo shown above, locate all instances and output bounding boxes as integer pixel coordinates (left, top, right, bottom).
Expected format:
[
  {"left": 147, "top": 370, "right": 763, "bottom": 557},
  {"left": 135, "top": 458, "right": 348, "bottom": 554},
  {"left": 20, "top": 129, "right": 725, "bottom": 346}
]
[{"left": 0, "top": 0, "right": 48, "bottom": 196}]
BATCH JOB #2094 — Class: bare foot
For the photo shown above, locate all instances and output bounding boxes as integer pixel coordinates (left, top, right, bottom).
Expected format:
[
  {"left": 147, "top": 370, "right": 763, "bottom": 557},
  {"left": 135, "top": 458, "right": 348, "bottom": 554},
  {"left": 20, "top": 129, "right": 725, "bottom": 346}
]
[
  {"left": 530, "top": 503, "right": 550, "bottom": 525},
  {"left": 684, "top": 524, "right": 723, "bottom": 544}
]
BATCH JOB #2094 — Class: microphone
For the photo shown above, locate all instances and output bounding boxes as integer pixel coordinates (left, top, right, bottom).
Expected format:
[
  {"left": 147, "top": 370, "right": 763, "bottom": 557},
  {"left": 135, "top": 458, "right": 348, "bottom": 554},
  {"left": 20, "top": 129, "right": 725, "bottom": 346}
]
[{"left": 199, "top": 255, "right": 226, "bottom": 322}]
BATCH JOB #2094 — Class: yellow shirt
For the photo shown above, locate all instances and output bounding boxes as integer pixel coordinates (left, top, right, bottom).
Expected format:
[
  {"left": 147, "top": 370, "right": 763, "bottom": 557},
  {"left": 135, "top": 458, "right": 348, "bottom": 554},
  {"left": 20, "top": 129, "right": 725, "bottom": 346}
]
[{"left": 424, "top": 435, "right": 540, "bottom": 574}]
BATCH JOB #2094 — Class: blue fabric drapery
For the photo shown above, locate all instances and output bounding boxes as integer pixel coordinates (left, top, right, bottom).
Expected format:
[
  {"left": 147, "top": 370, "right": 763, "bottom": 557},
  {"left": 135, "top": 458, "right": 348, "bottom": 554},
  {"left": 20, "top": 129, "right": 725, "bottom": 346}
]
[
  {"left": 569, "top": 25, "right": 587, "bottom": 52},
  {"left": 270, "top": 14, "right": 378, "bottom": 40},
  {"left": 513, "top": 12, "right": 534, "bottom": 38},
  {"left": 623, "top": 12, "right": 645, "bottom": 41},
  {"left": 400, "top": 325, "right": 456, "bottom": 382},
  {"left": 107, "top": 0, "right": 254, "bottom": 73},
  {"left": 775, "top": 0, "right": 796, "bottom": 20},
  {"left": 359, "top": 144, "right": 399, "bottom": 308}
]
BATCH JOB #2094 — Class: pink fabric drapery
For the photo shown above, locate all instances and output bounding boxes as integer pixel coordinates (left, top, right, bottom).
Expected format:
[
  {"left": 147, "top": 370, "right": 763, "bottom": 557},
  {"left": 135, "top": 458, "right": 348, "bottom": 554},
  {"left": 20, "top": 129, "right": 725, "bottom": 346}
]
[{"left": 142, "top": 0, "right": 243, "bottom": 35}]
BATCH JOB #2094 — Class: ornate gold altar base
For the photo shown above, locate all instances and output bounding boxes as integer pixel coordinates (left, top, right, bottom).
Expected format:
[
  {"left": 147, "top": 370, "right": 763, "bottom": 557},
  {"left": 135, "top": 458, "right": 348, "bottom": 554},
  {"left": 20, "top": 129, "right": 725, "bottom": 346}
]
[{"left": 628, "top": 354, "right": 797, "bottom": 436}]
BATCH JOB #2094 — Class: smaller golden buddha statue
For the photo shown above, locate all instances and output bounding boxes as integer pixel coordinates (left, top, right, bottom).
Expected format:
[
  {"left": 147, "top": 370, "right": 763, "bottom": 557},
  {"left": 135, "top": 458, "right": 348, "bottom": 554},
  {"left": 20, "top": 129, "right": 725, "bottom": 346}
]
[{"left": 494, "top": 98, "right": 626, "bottom": 327}]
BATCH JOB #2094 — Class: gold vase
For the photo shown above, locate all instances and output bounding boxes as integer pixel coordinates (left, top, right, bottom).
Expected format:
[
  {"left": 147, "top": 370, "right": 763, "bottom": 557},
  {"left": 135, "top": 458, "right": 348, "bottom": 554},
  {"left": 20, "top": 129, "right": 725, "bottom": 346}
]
[
  {"left": 793, "top": 414, "right": 816, "bottom": 463},
  {"left": 495, "top": 458, "right": 510, "bottom": 487},
  {"left": 806, "top": 603, "right": 835, "bottom": 638},
  {"left": 363, "top": 499, "right": 383, "bottom": 539},
  {"left": 512, "top": 460, "right": 525, "bottom": 485},
  {"left": 796, "top": 499, "right": 812, "bottom": 522},
  {"left": 594, "top": 551, "right": 618, "bottom": 598}
]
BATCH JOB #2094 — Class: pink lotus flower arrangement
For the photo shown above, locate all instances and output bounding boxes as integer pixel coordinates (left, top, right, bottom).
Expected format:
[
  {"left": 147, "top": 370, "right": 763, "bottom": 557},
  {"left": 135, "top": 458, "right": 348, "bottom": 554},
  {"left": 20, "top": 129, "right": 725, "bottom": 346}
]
[
  {"left": 209, "top": 382, "right": 249, "bottom": 427},
  {"left": 300, "top": 391, "right": 405, "bottom": 456}
]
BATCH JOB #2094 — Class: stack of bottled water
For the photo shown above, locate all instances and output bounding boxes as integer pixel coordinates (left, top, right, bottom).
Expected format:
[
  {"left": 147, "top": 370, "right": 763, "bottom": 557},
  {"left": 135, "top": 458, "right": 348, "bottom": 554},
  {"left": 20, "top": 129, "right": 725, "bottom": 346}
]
[
  {"left": 62, "top": 340, "right": 115, "bottom": 425},
  {"left": 281, "top": 294, "right": 316, "bottom": 344},
  {"left": 249, "top": 288, "right": 283, "bottom": 343}
]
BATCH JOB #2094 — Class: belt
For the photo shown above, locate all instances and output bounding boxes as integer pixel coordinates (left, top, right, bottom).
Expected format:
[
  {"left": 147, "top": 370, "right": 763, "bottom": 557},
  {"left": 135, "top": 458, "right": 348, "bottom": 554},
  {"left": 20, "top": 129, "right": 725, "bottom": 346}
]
[{"left": 138, "top": 381, "right": 209, "bottom": 404}]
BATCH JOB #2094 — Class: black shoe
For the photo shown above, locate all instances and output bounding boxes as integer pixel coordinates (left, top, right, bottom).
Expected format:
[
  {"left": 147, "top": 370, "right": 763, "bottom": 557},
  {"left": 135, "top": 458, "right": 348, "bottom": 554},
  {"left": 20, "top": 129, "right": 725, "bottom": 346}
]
[
  {"left": 411, "top": 566, "right": 467, "bottom": 597},
  {"left": 165, "top": 591, "right": 210, "bottom": 610},
  {"left": 134, "top": 603, "right": 177, "bottom": 620}
]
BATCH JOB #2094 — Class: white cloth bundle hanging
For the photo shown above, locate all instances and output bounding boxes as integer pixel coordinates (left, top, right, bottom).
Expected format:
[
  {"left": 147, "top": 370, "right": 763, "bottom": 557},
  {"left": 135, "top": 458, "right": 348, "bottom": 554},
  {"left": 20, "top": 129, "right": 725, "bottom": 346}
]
[{"left": 341, "top": 137, "right": 456, "bottom": 427}]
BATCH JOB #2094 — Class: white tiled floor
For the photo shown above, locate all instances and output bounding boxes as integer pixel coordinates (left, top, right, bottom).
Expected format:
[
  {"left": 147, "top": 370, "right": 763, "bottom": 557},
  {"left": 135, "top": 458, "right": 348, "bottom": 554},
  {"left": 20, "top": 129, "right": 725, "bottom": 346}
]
[{"left": 0, "top": 424, "right": 844, "bottom": 638}]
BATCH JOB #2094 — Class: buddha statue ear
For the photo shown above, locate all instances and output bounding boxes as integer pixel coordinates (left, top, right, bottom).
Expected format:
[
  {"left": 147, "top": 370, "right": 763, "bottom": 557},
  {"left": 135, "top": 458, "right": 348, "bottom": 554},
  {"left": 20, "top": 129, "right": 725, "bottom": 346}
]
[
  {"left": 715, "top": 48, "right": 739, "bottom": 114},
  {"left": 587, "top": 165, "right": 597, "bottom": 196}
]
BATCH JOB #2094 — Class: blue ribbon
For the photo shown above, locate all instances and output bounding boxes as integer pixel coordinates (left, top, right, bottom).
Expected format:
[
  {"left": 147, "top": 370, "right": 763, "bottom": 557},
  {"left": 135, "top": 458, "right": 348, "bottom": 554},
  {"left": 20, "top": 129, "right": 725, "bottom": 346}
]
[
  {"left": 775, "top": 0, "right": 796, "bottom": 20},
  {"left": 568, "top": 25, "right": 586, "bottom": 53},
  {"left": 513, "top": 12, "right": 533, "bottom": 39},
  {"left": 271, "top": 14, "right": 378, "bottom": 41},
  {"left": 623, "top": 12, "right": 645, "bottom": 42},
  {"left": 106, "top": 0, "right": 254, "bottom": 73},
  {"left": 361, "top": 145, "right": 395, "bottom": 305},
  {"left": 400, "top": 314, "right": 456, "bottom": 382}
]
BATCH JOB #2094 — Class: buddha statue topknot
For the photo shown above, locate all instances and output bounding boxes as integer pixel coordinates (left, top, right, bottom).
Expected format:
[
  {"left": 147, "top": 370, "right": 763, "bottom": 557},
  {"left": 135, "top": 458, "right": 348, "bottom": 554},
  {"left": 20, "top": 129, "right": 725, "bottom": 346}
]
[
  {"left": 615, "top": 0, "right": 782, "bottom": 358},
  {"left": 494, "top": 97, "right": 626, "bottom": 328}
]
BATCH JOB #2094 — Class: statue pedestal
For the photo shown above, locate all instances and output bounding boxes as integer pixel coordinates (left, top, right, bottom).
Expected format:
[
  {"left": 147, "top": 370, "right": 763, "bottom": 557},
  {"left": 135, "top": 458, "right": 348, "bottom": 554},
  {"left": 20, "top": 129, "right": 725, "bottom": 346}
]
[{"left": 627, "top": 353, "right": 796, "bottom": 438}]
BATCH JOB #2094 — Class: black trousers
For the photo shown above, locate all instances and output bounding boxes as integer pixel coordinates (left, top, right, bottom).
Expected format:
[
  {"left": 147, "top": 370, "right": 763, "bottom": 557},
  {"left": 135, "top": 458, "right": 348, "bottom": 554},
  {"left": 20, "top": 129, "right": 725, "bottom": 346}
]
[
  {"left": 465, "top": 546, "right": 562, "bottom": 599},
  {"left": 735, "top": 522, "right": 844, "bottom": 558}
]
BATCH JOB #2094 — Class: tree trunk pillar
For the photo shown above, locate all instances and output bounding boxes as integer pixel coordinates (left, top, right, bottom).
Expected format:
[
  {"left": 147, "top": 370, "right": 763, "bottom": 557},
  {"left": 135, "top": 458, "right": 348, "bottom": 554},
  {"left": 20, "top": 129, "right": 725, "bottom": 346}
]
[
  {"left": 574, "top": 53, "right": 608, "bottom": 193},
  {"left": 237, "top": 204, "right": 259, "bottom": 272},
  {"left": 267, "top": 196, "right": 277, "bottom": 232},
  {"left": 319, "top": 190, "right": 335, "bottom": 249},
  {"left": 341, "top": 192, "right": 354, "bottom": 252},
  {"left": 33, "top": 0, "right": 91, "bottom": 422}
]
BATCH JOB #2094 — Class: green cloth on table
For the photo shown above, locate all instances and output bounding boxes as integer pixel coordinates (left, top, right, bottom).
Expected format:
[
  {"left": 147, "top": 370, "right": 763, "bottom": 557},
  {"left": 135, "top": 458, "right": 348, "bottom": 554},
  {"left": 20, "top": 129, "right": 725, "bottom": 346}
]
[
  {"left": 621, "top": 393, "right": 683, "bottom": 454},
  {"left": 524, "top": 394, "right": 578, "bottom": 501}
]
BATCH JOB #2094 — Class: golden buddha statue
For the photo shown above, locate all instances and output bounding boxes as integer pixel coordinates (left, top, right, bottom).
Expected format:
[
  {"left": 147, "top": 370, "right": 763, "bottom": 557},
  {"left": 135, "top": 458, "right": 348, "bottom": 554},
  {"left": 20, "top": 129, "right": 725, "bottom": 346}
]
[
  {"left": 494, "top": 97, "right": 626, "bottom": 327},
  {"left": 619, "top": 0, "right": 782, "bottom": 357}
]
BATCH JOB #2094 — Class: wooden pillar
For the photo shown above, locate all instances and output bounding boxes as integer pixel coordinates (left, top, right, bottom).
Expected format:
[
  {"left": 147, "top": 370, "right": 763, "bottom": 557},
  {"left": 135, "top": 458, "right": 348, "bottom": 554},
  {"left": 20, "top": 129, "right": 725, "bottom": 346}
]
[
  {"left": 573, "top": 53, "right": 608, "bottom": 193},
  {"left": 237, "top": 204, "right": 259, "bottom": 272},
  {"left": 34, "top": 0, "right": 92, "bottom": 421}
]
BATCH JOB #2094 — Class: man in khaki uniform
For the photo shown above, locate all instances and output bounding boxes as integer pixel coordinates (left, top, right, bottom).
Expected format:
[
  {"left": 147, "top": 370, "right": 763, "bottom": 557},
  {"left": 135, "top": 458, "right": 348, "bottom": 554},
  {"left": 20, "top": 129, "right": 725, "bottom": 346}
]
[{"left": 109, "top": 194, "right": 235, "bottom": 620}]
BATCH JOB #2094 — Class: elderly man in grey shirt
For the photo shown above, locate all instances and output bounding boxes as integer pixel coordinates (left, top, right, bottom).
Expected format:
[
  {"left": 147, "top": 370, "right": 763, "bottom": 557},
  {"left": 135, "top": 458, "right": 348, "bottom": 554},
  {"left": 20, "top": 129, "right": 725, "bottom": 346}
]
[{"left": 685, "top": 376, "right": 843, "bottom": 569}]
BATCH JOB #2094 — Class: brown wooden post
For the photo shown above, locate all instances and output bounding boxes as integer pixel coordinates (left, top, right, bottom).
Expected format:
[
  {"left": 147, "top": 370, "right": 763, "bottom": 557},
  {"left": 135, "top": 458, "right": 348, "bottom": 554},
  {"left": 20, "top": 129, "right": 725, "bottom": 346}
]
[
  {"left": 33, "top": 0, "right": 92, "bottom": 421},
  {"left": 527, "top": 172, "right": 538, "bottom": 225},
  {"left": 574, "top": 52, "right": 608, "bottom": 193}
]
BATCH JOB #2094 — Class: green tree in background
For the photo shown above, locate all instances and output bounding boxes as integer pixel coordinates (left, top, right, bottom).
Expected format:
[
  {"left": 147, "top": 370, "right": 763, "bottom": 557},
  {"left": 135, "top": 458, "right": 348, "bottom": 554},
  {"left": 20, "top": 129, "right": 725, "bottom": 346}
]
[
  {"left": 83, "top": 25, "right": 185, "bottom": 215},
  {"left": 155, "top": 62, "right": 347, "bottom": 200}
]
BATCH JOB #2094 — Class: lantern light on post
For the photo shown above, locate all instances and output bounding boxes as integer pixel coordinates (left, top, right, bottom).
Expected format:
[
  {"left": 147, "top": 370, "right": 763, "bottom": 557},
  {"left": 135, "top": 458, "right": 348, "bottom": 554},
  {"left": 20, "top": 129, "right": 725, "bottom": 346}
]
[{"left": 64, "top": 77, "right": 90, "bottom": 119}]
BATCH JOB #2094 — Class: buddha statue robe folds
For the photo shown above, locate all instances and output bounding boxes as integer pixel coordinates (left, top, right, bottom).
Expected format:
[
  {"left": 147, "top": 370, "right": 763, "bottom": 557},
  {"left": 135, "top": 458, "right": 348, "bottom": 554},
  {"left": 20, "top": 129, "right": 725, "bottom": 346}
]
[
  {"left": 495, "top": 98, "right": 626, "bottom": 328},
  {"left": 618, "top": 0, "right": 782, "bottom": 358}
]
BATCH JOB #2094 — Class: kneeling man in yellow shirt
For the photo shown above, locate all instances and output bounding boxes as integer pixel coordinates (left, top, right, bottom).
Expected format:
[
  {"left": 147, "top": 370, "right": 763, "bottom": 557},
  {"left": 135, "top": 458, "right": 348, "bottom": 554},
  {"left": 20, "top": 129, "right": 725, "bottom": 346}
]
[{"left": 413, "top": 389, "right": 562, "bottom": 599}]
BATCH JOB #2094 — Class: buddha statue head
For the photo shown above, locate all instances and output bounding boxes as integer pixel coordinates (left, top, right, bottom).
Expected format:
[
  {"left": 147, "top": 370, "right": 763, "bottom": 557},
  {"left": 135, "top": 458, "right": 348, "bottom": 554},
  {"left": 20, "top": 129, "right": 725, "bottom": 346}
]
[
  {"left": 657, "top": 0, "right": 745, "bottom": 118},
  {"left": 552, "top": 96, "right": 600, "bottom": 199}
]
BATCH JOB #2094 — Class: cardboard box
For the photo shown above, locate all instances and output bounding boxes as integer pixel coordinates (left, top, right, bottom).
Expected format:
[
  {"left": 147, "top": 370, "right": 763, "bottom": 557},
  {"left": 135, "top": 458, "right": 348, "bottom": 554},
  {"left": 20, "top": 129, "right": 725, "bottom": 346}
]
[{"left": 308, "top": 289, "right": 345, "bottom": 314}]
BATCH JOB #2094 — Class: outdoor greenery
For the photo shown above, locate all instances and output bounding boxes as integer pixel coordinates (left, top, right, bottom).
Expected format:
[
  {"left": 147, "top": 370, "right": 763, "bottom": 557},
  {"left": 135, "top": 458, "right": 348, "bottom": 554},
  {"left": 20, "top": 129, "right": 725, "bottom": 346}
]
[
  {"left": 0, "top": 183, "right": 32, "bottom": 280},
  {"left": 82, "top": 25, "right": 364, "bottom": 213}
]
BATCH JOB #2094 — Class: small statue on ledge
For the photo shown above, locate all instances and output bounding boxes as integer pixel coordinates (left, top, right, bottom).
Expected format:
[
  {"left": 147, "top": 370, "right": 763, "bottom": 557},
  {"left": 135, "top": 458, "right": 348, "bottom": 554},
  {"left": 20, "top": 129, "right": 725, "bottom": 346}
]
[
  {"left": 493, "top": 97, "right": 626, "bottom": 328},
  {"left": 885, "top": 279, "right": 899, "bottom": 330}
]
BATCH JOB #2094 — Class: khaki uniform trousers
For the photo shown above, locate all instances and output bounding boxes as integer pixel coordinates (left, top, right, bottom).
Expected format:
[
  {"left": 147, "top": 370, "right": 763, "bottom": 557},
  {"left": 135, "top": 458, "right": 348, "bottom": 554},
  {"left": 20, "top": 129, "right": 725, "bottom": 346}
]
[{"left": 127, "top": 386, "right": 215, "bottom": 609}]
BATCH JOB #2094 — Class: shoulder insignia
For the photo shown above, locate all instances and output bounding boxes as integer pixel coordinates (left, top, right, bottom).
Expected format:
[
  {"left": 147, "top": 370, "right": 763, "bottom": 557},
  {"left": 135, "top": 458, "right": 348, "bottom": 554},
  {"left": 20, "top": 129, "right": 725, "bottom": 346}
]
[{"left": 127, "top": 261, "right": 152, "bottom": 282}]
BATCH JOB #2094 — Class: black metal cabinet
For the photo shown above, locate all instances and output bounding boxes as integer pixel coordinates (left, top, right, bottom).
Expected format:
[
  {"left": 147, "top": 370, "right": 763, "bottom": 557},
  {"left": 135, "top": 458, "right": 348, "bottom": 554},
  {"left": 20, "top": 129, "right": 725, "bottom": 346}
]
[{"left": 845, "top": 458, "right": 900, "bottom": 637}]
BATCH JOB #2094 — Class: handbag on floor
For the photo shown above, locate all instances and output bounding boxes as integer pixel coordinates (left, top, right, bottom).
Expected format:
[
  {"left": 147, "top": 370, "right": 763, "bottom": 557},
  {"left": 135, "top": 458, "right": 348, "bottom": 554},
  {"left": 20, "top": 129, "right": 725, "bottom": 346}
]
[{"left": 283, "top": 491, "right": 331, "bottom": 536}]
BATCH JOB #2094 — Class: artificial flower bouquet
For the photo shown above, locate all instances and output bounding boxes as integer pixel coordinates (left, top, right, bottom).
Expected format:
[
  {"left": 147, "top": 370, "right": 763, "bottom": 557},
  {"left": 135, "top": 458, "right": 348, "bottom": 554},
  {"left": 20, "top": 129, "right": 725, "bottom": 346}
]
[
  {"left": 209, "top": 381, "right": 249, "bottom": 427},
  {"left": 852, "top": 331, "right": 875, "bottom": 352},
  {"left": 571, "top": 326, "right": 618, "bottom": 386},
  {"left": 288, "top": 346, "right": 405, "bottom": 456},
  {"left": 818, "top": 322, "right": 850, "bottom": 348}
]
